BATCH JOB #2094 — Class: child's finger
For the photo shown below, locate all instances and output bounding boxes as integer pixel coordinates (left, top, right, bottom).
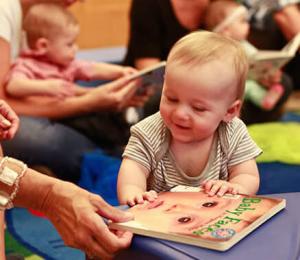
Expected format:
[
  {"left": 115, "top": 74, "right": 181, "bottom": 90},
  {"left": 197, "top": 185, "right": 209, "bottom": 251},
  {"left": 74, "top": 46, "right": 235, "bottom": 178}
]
[
  {"left": 217, "top": 184, "right": 229, "bottom": 197},
  {"left": 135, "top": 194, "right": 144, "bottom": 204},
  {"left": 143, "top": 190, "right": 158, "bottom": 201},
  {"left": 208, "top": 182, "right": 222, "bottom": 196},
  {"left": 231, "top": 186, "right": 239, "bottom": 195},
  {"left": 203, "top": 180, "right": 214, "bottom": 191},
  {"left": 127, "top": 199, "right": 136, "bottom": 207}
]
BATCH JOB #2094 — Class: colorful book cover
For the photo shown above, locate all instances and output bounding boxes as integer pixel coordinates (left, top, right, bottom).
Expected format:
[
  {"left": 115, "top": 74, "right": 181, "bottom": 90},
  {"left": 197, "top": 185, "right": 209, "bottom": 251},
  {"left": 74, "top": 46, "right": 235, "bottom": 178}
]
[{"left": 110, "top": 187, "right": 285, "bottom": 251}]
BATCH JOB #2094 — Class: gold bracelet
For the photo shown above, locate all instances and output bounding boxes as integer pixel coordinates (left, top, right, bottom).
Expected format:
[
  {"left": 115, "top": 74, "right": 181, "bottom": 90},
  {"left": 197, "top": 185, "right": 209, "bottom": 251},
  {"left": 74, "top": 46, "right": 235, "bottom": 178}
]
[{"left": 0, "top": 157, "right": 27, "bottom": 210}]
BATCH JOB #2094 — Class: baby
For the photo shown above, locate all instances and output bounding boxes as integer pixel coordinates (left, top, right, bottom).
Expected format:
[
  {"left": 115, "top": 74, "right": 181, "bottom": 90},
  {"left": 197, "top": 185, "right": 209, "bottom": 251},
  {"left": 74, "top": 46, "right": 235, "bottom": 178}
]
[
  {"left": 117, "top": 31, "right": 261, "bottom": 206},
  {"left": 204, "top": 0, "right": 289, "bottom": 112},
  {"left": 5, "top": 3, "right": 135, "bottom": 99}
]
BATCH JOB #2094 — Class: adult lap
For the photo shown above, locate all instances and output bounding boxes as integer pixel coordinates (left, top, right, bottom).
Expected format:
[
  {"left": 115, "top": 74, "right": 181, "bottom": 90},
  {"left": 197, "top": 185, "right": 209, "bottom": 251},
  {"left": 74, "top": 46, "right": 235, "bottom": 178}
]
[{"left": 2, "top": 116, "right": 97, "bottom": 182}]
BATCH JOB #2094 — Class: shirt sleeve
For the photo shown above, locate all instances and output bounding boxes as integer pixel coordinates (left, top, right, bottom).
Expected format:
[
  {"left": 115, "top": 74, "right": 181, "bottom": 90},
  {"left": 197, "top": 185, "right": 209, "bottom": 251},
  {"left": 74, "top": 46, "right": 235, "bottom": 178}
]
[
  {"left": 71, "top": 59, "right": 95, "bottom": 81},
  {"left": 0, "top": 3, "right": 12, "bottom": 42},
  {"left": 122, "top": 124, "right": 155, "bottom": 172},
  {"left": 3, "top": 58, "right": 34, "bottom": 87},
  {"left": 226, "top": 118, "right": 262, "bottom": 167}
]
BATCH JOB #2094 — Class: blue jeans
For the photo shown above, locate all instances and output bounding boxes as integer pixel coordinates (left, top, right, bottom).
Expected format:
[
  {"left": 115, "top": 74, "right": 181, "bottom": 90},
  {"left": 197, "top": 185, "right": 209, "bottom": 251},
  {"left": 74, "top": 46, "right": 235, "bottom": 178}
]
[{"left": 2, "top": 116, "right": 97, "bottom": 182}]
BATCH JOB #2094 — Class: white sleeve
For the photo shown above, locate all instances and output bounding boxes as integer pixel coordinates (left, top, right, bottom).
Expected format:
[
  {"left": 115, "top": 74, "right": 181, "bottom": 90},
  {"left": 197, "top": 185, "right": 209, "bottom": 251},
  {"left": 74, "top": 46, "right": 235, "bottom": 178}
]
[{"left": 0, "top": 2, "right": 13, "bottom": 42}]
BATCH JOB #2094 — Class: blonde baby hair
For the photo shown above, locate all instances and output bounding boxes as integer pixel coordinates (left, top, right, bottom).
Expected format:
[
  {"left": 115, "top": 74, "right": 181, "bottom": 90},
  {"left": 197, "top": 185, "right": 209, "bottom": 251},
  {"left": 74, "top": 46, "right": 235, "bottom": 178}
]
[
  {"left": 166, "top": 30, "right": 248, "bottom": 99},
  {"left": 24, "top": 3, "right": 78, "bottom": 49}
]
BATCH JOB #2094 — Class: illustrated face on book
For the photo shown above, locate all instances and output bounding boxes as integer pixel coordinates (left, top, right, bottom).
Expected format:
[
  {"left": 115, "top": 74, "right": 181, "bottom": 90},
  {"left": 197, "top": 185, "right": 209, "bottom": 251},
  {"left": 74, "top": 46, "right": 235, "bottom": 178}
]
[
  {"left": 160, "top": 60, "right": 238, "bottom": 144},
  {"left": 131, "top": 192, "right": 278, "bottom": 238}
]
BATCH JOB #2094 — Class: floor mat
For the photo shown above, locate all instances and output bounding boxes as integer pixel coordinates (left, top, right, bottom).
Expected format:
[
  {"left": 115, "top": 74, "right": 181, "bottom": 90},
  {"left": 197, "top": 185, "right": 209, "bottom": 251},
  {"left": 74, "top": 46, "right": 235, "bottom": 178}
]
[{"left": 5, "top": 208, "right": 84, "bottom": 260}]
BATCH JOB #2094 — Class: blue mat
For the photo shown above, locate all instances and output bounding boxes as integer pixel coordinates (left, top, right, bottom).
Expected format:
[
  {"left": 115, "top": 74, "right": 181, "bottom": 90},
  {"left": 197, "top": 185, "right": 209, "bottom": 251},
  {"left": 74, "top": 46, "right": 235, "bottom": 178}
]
[
  {"left": 6, "top": 208, "right": 84, "bottom": 259},
  {"left": 79, "top": 150, "right": 121, "bottom": 206}
]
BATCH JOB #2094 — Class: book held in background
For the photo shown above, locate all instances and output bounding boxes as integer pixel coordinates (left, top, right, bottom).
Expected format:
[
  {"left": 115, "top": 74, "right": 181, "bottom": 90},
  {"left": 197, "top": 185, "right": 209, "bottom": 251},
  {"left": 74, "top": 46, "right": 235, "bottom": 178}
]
[
  {"left": 128, "top": 61, "right": 166, "bottom": 95},
  {"left": 248, "top": 32, "right": 300, "bottom": 81},
  {"left": 110, "top": 186, "right": 285, "bottom": 251}
]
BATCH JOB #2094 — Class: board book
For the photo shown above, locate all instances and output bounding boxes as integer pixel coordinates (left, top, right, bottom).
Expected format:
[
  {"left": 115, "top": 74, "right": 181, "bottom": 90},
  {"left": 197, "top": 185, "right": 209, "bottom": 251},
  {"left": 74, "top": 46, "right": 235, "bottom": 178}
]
[
  {"left": 248, "top": 32, "right": 300, "bottom": 80},
  {"left": 128, "top": 61, "right": 166, "bottom": 94},
  {"left": 110, "top": 186, "right": 285, "bottom": 251}
]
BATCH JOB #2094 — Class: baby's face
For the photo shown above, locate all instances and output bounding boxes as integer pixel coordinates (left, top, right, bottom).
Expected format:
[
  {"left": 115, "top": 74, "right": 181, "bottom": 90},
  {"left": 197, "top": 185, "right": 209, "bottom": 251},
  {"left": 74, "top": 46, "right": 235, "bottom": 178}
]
[
  {"left": 46, "top": 25, "right": 79, "bottom": 67},
  {"left": 160, "top": 59, "right": 238, "bottom": 144},
  {"left": 225, "top": 7, "right": 250, "bottom": 41}
]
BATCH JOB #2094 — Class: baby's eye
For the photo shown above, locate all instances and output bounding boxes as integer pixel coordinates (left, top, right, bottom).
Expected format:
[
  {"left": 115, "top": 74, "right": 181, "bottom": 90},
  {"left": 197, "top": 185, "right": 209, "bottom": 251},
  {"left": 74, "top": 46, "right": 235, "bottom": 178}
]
[
  {"left": 193, "top": 106, "right": 206, "bottom": 112},
  {"left": 202, "top": 201, "right": 218, "bottom": 208},
  {"left": 177, "top": 216, "right": 192, "bottom": 223},
  {"left": 166, "top": 96, "right": 178, "bottom": 103}
]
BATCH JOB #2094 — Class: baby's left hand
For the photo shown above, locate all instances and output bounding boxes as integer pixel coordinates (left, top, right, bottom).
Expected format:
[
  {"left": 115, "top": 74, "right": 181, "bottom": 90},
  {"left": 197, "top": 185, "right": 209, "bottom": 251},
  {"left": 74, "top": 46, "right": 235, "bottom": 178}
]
[{"left": 202, "top": 180, "right": 244, "bottom": 197}]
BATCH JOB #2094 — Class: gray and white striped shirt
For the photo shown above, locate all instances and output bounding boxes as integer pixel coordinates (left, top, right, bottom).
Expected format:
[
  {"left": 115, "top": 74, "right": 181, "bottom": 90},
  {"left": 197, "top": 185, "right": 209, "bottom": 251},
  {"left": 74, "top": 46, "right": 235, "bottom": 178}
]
[{"left": 123, "top": 112, "right": 262, "bottom": 193}]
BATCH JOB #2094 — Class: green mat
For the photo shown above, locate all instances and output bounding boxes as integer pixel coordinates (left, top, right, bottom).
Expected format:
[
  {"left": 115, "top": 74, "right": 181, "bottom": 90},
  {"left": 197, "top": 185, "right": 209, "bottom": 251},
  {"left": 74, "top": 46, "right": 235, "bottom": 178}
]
[
  {"left": 5, "top": 231, "right": 42, "bottom": 259},
  {"left": 248, "top": 122, "right": 300, "bottom": 164}
]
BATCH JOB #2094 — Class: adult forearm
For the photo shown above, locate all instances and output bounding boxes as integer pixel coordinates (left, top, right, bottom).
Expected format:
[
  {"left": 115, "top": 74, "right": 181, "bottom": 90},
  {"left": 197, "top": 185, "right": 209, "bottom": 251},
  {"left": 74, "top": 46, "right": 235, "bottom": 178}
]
[
  {"left": 0, "top": 165, "right": 56, "bottom": 211},
  {"left": 1, "top": 93, "right": 95, "bottom": 119}
]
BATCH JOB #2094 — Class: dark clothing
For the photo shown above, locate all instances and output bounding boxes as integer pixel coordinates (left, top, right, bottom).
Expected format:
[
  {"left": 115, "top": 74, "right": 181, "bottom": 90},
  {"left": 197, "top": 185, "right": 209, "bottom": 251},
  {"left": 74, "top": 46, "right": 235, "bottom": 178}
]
[
  {"left": 58, "top": 112, "right": 130, "bottom": 157},
  {"left": 123, "top": 0, "right": 192, "bottom": 66}
]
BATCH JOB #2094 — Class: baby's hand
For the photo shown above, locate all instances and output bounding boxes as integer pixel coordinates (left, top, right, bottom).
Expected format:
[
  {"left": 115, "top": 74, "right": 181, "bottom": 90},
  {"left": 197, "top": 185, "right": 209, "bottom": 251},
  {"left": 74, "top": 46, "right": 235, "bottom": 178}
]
[
  {"left": 202, "top": 180, "right": 243, "bottom": 197},
  {"left": 47, "top": 80, "right": 76, "bottom": 99},
  {"left": 126, "top": 190, "right": 158, "bottom": 206}
]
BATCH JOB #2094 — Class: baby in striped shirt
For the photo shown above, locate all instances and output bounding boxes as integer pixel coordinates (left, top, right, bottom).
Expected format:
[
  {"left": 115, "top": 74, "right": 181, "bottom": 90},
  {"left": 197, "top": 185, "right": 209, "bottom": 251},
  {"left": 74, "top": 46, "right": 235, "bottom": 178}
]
[{"left": 118, "top": 31, "right": 261, "bottom": 206}]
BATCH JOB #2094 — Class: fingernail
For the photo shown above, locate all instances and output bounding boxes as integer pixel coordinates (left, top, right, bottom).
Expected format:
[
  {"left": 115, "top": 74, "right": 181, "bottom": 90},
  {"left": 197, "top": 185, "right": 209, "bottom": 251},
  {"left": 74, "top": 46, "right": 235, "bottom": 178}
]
[{"left": 1, "top": 119, "right": 11, "bottom": 127}]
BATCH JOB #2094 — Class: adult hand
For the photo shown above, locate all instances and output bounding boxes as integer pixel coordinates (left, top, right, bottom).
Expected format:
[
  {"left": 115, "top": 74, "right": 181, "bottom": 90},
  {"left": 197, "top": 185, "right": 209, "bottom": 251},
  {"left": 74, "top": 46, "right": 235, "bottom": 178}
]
[
  {"left": 89, "top": 76, "right": 152, "bottom": 111},
  {"left": 41, "top": 181, "right": 133, "bottom": 259},
  {"left": 0, "top": 100, "right": 19, "bottom": 140}
]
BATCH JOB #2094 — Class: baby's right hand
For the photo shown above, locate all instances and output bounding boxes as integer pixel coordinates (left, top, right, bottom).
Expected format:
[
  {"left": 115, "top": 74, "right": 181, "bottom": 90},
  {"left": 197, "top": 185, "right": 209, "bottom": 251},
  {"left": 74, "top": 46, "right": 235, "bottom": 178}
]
[
  {"left": 126, "top": 190, "right": 158, "bottom": 206},
  {"left": 47, "top": 80, "right": 76, "bottom": 99}
]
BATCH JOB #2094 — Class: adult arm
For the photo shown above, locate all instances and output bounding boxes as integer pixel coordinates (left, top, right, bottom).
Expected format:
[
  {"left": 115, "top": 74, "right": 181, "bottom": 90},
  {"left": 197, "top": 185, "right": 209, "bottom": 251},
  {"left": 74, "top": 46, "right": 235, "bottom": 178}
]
[
  {"left": 0, "top": 166, "right": 133, "bottom": 258},
  {"left": 273, "top": 3, "right": 300, "bottom": 40}
]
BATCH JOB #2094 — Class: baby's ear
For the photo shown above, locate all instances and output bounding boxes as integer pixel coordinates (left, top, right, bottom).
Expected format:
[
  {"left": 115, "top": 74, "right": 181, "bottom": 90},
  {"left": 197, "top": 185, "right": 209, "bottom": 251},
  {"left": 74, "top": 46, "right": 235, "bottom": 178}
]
[
  {"left": 223, "top": 100, "right": 241, "bottom": 123},
  {"left": 33, "top": 37, "right": 49, "bottom": 55}
]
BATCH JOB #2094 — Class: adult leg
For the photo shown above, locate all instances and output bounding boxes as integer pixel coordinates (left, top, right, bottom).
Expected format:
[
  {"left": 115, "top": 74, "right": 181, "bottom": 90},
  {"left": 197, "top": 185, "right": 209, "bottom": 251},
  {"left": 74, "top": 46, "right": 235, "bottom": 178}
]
[
  {"left": 57, "top": 111, "right": 130, "bottom": 157},
  {"left": 2, "top": 116, "right": 97, "bottom": 183}
]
